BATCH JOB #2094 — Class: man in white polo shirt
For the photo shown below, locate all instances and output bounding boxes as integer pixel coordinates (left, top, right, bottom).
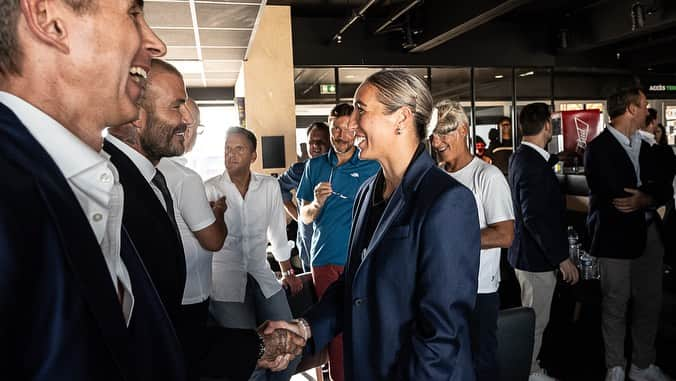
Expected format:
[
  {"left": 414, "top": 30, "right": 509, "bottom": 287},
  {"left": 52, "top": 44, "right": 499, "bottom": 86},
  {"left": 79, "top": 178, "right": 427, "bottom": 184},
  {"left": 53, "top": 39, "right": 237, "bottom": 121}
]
[{"left": 430, "top": 100, "right": 515, "bottom": 381}]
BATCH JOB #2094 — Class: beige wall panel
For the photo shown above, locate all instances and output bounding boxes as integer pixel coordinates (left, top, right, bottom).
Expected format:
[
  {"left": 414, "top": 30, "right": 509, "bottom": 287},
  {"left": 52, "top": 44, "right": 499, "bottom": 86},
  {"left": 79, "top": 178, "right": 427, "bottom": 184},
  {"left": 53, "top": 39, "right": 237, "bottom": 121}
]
[{"left": 243, "top": 5, "right": 296, "bottom": 174}]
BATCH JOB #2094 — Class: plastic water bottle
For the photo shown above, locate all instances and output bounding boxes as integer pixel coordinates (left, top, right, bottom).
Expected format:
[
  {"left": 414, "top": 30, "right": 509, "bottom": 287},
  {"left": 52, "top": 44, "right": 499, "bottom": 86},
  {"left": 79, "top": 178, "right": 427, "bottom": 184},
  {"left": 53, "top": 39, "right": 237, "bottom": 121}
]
[
  {"left": 579, "top": 251, "right": 599, "bottom": 280},
  {"left": 567, "top": 226, "right": 580, "bottom": 265}
]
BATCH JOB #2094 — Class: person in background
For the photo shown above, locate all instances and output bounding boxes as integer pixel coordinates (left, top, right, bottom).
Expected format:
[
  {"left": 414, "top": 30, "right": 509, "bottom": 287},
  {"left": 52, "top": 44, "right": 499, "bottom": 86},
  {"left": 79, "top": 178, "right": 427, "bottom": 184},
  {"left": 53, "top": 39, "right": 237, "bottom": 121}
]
[
  {"left": 296, "top": 103, "right": 380, "bottom": 381},
  {"left": 509, "top": 102, "right": 579, "bottom": 381},
  {"left": 0, "top": 1, "right": 187, "bottom": 379},
  {"left": 655, "top": 123, "right": 668, "bottom": 146},
  {"left": 205, "top": 127, "right": 302, "bottom": 381},
  {"left": 267, "top": 68, "right": 480, "bottom": 380},
  {"left": 585, "top": 88, "right": 673, "bottom": 381},
  {"left": 489, "top": 117, "right": 514, "bottom": 175},
  {"left": 431, "top": 100, "right": 515, "bottom": 381},
  {"left": 157, "top": 97, "right": 228, "bottom": 381},
  {"left": 278, "top": 122, "right": 330, "bottom": 272},
  {"left": 475, "top": 136, "right": 493, "bottom": 164}
]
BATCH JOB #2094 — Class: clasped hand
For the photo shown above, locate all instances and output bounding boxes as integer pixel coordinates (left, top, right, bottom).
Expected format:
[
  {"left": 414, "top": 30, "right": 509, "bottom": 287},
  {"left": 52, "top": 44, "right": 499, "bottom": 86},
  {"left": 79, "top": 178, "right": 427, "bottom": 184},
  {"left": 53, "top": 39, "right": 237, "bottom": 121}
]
[{"left": 256, "top": 320, "right": 308, "bottom": 371}]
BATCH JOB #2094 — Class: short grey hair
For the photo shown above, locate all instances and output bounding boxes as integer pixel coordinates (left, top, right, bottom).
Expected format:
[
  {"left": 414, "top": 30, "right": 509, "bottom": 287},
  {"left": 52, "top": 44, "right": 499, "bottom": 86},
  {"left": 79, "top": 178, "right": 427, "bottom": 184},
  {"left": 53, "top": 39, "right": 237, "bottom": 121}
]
[
  {"left": 0, "top": 0, "right": 98, "bottom": 76},
  {"left": 362, "top": 69, "right": 433, "bottom": 140},
  {"left": 433, "top": 100, "right": 469, "bottom": 135}
]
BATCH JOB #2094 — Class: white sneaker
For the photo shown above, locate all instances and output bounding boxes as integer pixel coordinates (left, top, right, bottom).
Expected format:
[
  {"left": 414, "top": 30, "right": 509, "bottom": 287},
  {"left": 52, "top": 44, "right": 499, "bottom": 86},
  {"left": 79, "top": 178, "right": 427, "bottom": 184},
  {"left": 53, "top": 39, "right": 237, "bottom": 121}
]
[
  {"left": 629, "top": 364, "right": 673, "bottom": 381},
  {"left": 606, "top": 366, "right": 626, "bottom": 381},
  {"left": 528, "top": 371, "right": 557, "bottom": 381}
]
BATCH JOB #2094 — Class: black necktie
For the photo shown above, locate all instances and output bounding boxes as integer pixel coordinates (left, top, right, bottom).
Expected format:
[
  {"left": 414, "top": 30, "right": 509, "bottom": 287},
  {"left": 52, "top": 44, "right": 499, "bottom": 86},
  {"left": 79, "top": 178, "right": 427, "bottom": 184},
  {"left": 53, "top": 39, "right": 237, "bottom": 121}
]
[{"left": 151, "top": 169, "right": 180, "bottom": 236}]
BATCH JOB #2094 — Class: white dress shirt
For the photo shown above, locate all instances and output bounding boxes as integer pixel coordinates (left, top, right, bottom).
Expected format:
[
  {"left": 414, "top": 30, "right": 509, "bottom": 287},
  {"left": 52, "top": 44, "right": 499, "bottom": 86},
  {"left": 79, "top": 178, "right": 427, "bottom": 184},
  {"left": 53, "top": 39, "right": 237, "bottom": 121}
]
[
  {"left": 105, "top": 134, "right": 169, "bottom": 210},
  {"left": 204, "top": 171, "right": 290, "bottom": 303},
  {"left": 521, "top": 141, "right": 551, "bottom": 162},
  {"left": 158, "top": 157, "right": 216, "bottom": 304},
  {"left": 0, "top": 91, "right": 134, "bottom": 325}
]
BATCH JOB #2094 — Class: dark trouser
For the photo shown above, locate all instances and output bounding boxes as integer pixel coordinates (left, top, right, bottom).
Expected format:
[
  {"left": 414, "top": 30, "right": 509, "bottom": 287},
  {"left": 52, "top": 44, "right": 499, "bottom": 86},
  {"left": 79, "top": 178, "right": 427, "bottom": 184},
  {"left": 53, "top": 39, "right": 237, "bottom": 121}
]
[
  {"left": 179, "top": 299, "right": 210, "bottom": 381},
  {"left": 470, "top": 292, "right": 500, "bottom": 381}
]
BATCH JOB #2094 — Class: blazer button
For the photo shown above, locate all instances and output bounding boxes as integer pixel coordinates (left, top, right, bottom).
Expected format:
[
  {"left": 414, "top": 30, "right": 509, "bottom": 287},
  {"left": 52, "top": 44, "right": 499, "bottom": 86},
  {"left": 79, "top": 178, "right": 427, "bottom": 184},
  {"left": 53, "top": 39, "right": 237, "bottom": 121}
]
[{"left": 353, "top": 298, "right": 364, "bottom": 306}]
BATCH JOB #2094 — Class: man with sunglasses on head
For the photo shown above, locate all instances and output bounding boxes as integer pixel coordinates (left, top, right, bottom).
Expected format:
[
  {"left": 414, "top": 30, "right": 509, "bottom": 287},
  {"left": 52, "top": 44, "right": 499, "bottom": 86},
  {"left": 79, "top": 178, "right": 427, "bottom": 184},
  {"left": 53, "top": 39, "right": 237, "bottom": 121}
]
[{"left": 296, "top": 103, "right": 380, "bottom": 381}]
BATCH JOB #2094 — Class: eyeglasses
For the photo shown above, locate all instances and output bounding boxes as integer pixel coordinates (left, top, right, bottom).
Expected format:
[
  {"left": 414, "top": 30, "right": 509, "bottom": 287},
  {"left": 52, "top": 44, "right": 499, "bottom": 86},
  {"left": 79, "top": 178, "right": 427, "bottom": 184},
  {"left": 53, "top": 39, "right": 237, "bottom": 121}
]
[
  {"left": 196, "top": 124, "right": 206, "bottom": 135},
  {"left": 328, "top": 167, "right": 350, "bottom": 199}
]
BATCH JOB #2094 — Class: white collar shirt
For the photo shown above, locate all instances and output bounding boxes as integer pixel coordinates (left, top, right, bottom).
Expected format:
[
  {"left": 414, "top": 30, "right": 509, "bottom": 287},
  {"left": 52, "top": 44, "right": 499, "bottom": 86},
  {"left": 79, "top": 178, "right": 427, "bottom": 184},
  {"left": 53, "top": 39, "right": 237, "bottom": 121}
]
[
  {"left": 204, "top": 170, "right": 290, "bottom": 303},
  {"left": 0, "top": 91, "right": 134, "bottom": 325},
  {"left": 521, "top": 141, "right": 551, "bottom": 162},
  {"left": 607, "top": 125, "right": 642, "bottom": 187},
  {"left": 105, "top": 134, "right": 168, "bottom": 210}
]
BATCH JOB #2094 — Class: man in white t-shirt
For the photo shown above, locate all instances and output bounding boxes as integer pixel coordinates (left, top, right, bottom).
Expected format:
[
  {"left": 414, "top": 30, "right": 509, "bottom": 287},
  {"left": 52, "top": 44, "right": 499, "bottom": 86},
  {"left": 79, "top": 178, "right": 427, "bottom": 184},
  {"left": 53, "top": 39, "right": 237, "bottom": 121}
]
[
  {"left": 430, "top": 100, "right": 515, "bottom": 381},
  {"left": 157, "top": 99, "right": 228, "bottom": 381}
]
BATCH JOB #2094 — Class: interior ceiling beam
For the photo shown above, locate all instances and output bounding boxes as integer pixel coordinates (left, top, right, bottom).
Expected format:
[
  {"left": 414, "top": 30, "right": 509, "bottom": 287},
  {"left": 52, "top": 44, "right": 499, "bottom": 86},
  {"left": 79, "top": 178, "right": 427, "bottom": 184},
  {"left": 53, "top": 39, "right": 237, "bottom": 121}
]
[
  {"left": 331, "top": 0, "right": 379, "bottom": 43},
  {"left": 561, "top": 0, "right": 676, "bottom": 53},
  {"left": 409, "top": 0, "right": 535, "bottom": 53},
  {"left": 374, "top": 0, "right": 422, "bottom": 34}
]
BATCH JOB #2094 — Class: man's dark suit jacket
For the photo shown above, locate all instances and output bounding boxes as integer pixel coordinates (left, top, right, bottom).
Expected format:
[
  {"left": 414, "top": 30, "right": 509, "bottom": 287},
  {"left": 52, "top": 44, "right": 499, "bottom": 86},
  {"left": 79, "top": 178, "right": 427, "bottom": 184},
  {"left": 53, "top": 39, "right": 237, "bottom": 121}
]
[
  {"left": 104, "top": 138, "right": 260, "bottom": 381},
  {"left": 584, "top": 128, "right": 672, "bottom": 259},
  {"left": 304, "top": 149, "right": 480, "bottom": 380},
  {"left": 103, "top": 139, "right": 187, "bottom": 331},
  {"left": 508, "top": 144, "right": 568, "bottom": 272},
  {"left": 0, "top": 103, "right": 185, "bottom": 380}
]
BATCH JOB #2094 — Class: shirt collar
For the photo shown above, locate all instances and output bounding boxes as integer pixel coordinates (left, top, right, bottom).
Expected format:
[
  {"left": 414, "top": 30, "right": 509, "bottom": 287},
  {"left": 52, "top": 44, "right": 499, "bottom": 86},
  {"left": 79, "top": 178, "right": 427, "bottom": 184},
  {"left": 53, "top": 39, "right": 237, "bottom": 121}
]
[
  {"left": 638, "top": 130, "right": 656, "bottom": 146},
  {"left": 221, "top": 169, "right": 261, "bottom": 190},
  {"left": 326, "top": 147, "right": 360, "bottom": 167},
  {"left": 521, "top": 141, "right": 550, "bottom": 161},
  {"left": 105, "top": 134, "right": 157, "bottom": 183},
  {"left": 607, "top": 124, "right": 641, "bottom": 148},
  {"left": 0, "top": 91, "right": 105, "bottom": 179}
]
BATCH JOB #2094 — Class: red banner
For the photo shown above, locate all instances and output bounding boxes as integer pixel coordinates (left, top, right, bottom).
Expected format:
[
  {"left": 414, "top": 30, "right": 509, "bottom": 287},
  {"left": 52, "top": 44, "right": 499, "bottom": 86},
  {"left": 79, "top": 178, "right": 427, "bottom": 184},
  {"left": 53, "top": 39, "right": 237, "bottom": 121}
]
[{"left": 561, "top": 110, "right": 602, "bottom": 153}]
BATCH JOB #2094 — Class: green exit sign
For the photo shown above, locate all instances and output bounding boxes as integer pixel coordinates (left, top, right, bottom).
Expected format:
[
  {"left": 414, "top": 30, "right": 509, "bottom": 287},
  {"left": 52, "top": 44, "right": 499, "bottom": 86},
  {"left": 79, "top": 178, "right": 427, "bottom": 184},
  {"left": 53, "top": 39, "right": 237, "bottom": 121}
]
[{"left": 320, "top": 84, "right": 336, "bottom": 95}]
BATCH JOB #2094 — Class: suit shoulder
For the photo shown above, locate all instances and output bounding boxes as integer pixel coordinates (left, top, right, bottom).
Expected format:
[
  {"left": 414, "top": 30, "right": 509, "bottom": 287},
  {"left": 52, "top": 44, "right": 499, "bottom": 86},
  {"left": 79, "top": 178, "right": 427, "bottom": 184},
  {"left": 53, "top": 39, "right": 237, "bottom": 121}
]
[{"left": 422, "top": 166, "right": 474, "bottom": 201}]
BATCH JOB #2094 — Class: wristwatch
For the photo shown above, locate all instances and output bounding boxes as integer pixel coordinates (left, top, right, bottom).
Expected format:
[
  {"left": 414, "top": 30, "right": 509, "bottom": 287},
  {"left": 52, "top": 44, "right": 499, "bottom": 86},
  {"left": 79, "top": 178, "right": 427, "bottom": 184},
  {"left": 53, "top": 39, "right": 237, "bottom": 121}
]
[{"left": 281, "top": 268, "right": 295, "bottom": 278}]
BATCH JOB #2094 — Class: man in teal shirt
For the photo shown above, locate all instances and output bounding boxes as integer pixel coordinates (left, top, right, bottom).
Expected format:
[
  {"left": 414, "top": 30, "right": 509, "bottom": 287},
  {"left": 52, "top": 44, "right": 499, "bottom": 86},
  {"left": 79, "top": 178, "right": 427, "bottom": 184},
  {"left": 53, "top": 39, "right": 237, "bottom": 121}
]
[{"left": 297, "top": 103, "right": 379, "bottom": 381}]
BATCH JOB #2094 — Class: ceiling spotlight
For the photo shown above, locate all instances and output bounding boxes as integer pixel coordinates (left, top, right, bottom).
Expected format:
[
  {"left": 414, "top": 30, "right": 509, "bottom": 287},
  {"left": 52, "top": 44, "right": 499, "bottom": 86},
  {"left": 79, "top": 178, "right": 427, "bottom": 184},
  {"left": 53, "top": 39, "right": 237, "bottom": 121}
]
[
  {"left": 519, "top": 71, "right": 535, "bottom": 77},
  {"left": 494, "top": 74, "right": 504, "bottom": 79},
  {"left": 335, "top": 34, "right": 343, "bottom": 44},
  {"left": 631, "top": 2, "right": 645, "bottom": 31}
]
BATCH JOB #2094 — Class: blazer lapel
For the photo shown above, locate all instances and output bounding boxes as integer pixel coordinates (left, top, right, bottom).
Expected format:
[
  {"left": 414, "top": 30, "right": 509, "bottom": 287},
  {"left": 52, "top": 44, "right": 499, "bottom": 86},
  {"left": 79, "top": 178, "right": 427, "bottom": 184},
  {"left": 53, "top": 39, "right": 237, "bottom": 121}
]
[{"left": 0, "top": 107, "right": 132, "bottom": 379}]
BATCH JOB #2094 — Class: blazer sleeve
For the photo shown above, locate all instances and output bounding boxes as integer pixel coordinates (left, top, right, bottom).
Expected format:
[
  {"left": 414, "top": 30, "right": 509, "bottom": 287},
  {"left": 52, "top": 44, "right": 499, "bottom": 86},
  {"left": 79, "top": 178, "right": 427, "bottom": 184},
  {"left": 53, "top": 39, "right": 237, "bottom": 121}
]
[
  {"left": 394, "top": 184, "right": 480, "bottom": 380},
  {"left": 516, "top": 165, "right": 568, "bottom": 267},
  {"left": 302, "top": 273, "right": 346, "bottom": 354}
]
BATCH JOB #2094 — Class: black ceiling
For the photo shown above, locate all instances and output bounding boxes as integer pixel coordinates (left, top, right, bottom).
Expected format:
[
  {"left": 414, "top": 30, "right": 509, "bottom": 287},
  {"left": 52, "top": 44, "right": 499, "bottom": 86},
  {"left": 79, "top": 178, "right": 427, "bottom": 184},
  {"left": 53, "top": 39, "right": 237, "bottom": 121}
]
[{"left": 268, "top": 0, "right": 676, "bottom": 75}]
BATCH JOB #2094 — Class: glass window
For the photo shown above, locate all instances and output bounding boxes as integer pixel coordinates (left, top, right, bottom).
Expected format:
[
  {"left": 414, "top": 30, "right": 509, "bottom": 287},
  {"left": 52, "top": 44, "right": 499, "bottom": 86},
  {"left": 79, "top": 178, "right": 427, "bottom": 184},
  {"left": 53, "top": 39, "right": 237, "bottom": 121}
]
[
  {"left": 184, "top": 105, "right": 239, "bottom": 180},
  {"left": 338, "top": 67, "right": 427, "bottom": 102},
  {"left": 430, "top": 68, "right": 470, "bottom": 103},
  {"left": 294, "top": 68, "right": 336, "bottom": 105}
]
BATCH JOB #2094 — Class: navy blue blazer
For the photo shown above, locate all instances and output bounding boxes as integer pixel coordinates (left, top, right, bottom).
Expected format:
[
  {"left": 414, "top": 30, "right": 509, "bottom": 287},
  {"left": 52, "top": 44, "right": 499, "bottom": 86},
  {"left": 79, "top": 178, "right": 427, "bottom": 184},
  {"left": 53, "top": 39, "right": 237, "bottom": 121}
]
[
  {"left": 104, "top": 139, "right": 187, "bottom": 330},
  {"left": 508, "top": 144, "right": 568, "bottom": 272},
  {"left": 584, "top": 128, "right": 673, "bottom": 259},
  {"left": 0, "top": 103, "right": 184, "bottom": 380},
  {"left": 304, "top": 150, "right": 480, "bottom": 380}
]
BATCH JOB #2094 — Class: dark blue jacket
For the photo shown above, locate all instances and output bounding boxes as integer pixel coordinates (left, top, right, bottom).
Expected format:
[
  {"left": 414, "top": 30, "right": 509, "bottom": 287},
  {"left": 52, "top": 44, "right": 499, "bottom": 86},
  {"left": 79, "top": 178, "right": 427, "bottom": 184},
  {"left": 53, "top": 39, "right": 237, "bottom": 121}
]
[
  {"left": 584, "top": 128, "right": 673, "bottom": 259},
  {"left": 0, "top": 103, "right": 184, "bottom": 380},
  {"left": 508, "top": 144, "right": 568, "bottom": 272},
  {"left": 304, "top": 149, "right": 480, "bottom": 380}
]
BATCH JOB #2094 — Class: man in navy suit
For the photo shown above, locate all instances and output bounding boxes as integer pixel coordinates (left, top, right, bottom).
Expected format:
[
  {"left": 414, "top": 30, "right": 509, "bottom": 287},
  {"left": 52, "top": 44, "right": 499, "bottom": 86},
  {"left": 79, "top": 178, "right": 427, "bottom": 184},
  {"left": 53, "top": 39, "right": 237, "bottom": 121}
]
[
  {"left": 0, "top": 1, "right": 187, "bottom": 380},
  {"left": 585, "top": 88, "right": 672, "bottom": 381},
  {"left": 508, "top": 103, "right": 579, "bottom": 381}
]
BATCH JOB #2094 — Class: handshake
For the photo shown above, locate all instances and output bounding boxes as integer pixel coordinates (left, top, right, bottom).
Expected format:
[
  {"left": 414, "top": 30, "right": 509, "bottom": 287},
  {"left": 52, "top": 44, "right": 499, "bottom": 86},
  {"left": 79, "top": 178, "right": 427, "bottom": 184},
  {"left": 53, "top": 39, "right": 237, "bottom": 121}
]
[{"left": 256, "top": 319, "right": 312, "bottom": 371}]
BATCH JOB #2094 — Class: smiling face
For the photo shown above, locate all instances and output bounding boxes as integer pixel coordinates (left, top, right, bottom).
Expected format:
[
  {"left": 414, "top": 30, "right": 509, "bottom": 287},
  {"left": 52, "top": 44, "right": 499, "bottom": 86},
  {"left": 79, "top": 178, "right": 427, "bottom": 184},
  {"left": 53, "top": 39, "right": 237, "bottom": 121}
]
[
  {"left": 430, "top": 124, "right": 469, "bottom": 164},
  {"left": 65, "top": 1, "right": 166, "bottom": 127},
  {"left": 350, "top": 83, "right": 402, "bottom": 161},
  {"left": 138, "top": 70, "right": 193, "bottom": 162},
  {"left": 307, "top": 127, "right": 329, "bottom": 158},
  {"left": 329, "top": 115, "right": 355, "bottom": 154}
]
